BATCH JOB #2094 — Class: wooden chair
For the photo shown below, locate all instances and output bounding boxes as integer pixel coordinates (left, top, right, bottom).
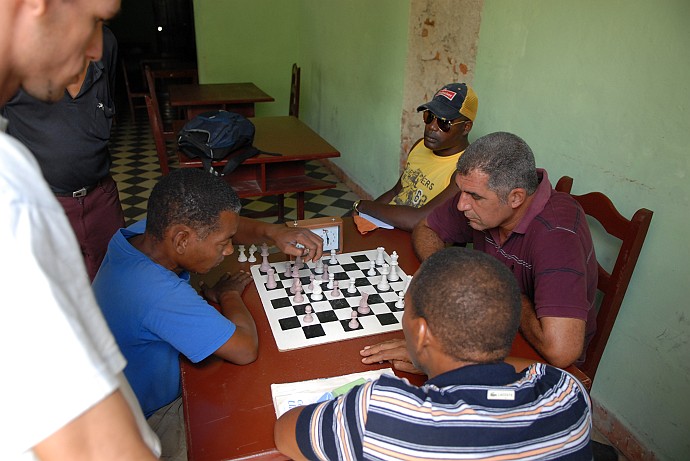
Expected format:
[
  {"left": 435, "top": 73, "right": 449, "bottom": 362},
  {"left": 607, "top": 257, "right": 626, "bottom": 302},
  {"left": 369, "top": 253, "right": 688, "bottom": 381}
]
[
  {"left": 289, "top": 63, "right": 301, "bottom": 117},
  {"left": 557, "top": 176, "right": 653, "bottom": 389},
  {"left": 144, "top": 94, "right": 173, "bottom": 175},
  {"left": 121, "top": 59, "right": 148, "bottom": 122},
  {"left": 554, "top": 175, "right": 573, "bottom": 193},
  {"left": 144, "top": 65, "right": 198, "bottom": 135}
]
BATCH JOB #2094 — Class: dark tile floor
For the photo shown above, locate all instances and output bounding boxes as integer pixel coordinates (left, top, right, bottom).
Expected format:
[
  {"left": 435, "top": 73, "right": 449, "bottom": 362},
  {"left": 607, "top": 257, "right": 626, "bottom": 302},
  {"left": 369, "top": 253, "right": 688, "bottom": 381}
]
[{"left": 110, "top": 109, "right": 359, "bottom": 226}]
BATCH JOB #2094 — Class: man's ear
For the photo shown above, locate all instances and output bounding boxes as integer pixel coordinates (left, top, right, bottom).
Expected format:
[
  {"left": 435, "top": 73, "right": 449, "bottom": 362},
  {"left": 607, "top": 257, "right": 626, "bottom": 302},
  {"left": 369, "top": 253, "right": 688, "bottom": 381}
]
[
  {"left": 507, "top": 188, "right": 527, "bottom": 209},
  {"left": 413, "top": 316, "right": 433, "bottom": 360},
  {"left": 170, "top": 225, "right": 191, "bottom": 255},
  {"left": 462, "top": 120, "right": 473, "bottom": 136}
]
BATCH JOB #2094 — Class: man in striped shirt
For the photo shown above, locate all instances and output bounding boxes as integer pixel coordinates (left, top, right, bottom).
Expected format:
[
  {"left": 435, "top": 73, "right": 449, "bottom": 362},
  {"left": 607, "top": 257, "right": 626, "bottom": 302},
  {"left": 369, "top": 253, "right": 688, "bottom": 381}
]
[{"left": 274, "top": 247, "right": 592, "bottom": 460}]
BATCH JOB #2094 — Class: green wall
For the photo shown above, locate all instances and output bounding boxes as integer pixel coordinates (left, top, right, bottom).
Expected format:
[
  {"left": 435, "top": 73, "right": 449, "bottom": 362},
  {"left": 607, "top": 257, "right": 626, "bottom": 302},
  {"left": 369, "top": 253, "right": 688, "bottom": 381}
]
[
  {"left": 473, "top": 1, "right": 690, "bottom": 459},
  {"left": 193, "top": 1, "right": 689, "bottom": 458},
  {"left": 193, "top": 0, "right": 409, "bottom": 195}
]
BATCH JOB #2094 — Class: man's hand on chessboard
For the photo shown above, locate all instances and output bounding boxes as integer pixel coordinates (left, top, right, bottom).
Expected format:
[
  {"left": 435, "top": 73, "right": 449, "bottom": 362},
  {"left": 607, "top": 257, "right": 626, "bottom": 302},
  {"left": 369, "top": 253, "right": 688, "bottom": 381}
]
[
  {"left": 200, "top": 270, "right": 253, "bottom": 304},
  {"left": 269, "top": 226, "right": 324, "bottom": 262},
  {"left": 360, "top": 339, "right": 424, "bottom": 375}
]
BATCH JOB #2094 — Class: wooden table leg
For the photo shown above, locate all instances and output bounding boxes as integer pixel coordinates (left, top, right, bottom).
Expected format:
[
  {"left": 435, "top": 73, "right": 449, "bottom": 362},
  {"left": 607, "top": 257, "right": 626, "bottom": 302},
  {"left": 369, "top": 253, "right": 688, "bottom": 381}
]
[{"left": 296, "top": 191, "right": 305, "bottom": 220}]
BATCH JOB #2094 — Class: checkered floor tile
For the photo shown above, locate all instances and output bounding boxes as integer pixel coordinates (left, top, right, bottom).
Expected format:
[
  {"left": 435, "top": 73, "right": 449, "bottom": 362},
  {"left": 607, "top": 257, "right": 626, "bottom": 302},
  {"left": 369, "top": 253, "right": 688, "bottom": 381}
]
[{"left": 110, "top": 109, "right": 359, "bottom": 226}]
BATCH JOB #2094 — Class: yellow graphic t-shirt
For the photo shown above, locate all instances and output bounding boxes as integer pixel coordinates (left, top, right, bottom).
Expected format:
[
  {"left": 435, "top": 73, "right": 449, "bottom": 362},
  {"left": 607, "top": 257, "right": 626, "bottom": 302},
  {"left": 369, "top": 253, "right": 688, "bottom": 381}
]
[{"left": 390, "top": 141, "right": 463, "bottom": 207}]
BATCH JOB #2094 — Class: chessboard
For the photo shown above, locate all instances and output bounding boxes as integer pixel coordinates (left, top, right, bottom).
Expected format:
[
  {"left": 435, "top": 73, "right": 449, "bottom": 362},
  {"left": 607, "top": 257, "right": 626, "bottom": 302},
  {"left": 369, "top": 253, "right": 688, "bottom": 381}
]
[{"left": 249, "top": 248, "right": 410, "bottom": 352}]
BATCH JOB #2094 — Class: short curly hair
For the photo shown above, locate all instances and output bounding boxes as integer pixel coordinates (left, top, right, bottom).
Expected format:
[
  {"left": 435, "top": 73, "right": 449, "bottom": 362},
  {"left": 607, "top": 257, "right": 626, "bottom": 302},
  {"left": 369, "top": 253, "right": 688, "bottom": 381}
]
[
  {"left": 145, "top": 169, "right": 242, "bottom": 241},
  {"left": 408, "top": 247, "right": 521, "bottom": 362}
]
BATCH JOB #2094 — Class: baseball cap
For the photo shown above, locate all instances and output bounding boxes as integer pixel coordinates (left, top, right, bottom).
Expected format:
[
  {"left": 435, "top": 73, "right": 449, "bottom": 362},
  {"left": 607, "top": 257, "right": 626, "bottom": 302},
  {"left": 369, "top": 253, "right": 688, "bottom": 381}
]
[{"left": 416, "top": 83, "right": 478, "bottom": 121}]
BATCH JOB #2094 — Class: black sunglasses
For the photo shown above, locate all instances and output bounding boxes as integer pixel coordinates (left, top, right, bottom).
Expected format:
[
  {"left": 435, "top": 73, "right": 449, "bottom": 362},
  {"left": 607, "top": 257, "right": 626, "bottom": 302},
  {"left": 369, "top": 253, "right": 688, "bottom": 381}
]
[{"left": 422, "top": 110, "right": 468, "bottom": 132}]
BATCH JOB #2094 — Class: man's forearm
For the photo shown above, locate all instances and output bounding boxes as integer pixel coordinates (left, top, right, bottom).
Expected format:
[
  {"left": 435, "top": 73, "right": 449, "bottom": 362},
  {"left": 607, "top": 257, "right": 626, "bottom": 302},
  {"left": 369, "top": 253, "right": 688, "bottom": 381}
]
[
  {"left": 234, "top": 217, "right": 277, "bottom": 244},
  {"left": 358, "top": 201, "right": 426, "bottom": 232},
  {"left": 411, "top": 219, "right": 445, "bottom": 261}
]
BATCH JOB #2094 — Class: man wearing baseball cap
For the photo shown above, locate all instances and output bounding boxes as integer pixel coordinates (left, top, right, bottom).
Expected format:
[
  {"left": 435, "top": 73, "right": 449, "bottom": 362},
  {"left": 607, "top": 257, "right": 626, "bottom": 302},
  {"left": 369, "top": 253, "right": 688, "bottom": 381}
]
[{"left": 353, "top": 83, "right": 478, "bottom": 232}]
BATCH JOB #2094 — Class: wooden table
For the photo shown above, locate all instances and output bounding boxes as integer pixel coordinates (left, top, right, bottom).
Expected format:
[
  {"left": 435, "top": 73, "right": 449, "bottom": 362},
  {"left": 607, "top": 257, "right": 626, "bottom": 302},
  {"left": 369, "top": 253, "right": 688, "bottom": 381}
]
[
  {"left": 181, "top": 218, "right": 558, "bottom": 461},
  {"left": 169, "top": 82, "right": 275, "bottom": 119},
  {"left": 178, "top": 116, "right": 340, "bottom": 220}
]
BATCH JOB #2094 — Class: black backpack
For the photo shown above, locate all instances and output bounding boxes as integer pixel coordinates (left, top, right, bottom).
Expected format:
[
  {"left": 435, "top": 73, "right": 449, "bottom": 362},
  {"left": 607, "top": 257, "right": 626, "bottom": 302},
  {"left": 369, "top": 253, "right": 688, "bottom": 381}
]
[{"left": 177, "top": 110, "right": 277, "bottom": 176}]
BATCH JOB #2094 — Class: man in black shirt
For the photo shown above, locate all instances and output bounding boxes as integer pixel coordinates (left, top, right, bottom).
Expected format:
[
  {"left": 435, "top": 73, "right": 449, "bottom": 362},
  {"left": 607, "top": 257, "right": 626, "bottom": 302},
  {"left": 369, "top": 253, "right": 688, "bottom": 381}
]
[{"left": 2, "top": 25, "right": 122, "bottom": 280}]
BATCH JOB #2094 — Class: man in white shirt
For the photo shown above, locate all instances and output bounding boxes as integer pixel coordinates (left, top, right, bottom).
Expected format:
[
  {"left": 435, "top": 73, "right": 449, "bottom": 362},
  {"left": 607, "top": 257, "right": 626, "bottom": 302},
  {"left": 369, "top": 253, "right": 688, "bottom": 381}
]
[{"left": 0, "top": 0, "right": 159, "bottom": 459}]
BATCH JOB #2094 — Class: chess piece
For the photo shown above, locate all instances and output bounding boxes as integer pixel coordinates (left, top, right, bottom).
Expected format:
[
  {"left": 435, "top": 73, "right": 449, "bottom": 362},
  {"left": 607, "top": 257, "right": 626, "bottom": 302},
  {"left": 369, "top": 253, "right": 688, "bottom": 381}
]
[
  {"left": 357, "top": 292, "right": 370, "bottom": 314},
  {"left": 375, "top": 246, "right": 385, "bottom": 266},
  {"left": 402, "top": 275, "right": 412, "bottom": 295},
  {"left": 377, "top": 264, "right": 390, "bottom": 291},
  {"left": 330, "top": 280, "right": 341, "bottom": 298},
  {"left": 329, "top": 249, "right": 338, "bottom": 265},
  {"left": 284, "top": 261, "right": 292, "bottom": 277},
  {"left": 348, "top": 310, "right": 359, "bottom": 329},
  {"left": 321, "top": 263, "right": 329, "bottom": 282},
  {"left": 237, "top": 245, "right": 247, "bottom": 263},
  {"left": 303, "top": 305, "right": 314, "bottom": 323},
  {"left": 347, "top": 279, "right": 357, "bottom": 294},
  {"left": 387, "top": 251, "right": 399, "bottom": 282},
  {"left": 367, "top": 260, "right": 376, "bottom": 277},
  {"left": 248, "top": 244, "right": 257, "bottom": 263},
  {"left": 308, "top": 274, "right": 315, "bottom": 291},
  {"left": 295, "top": 254, "right": 303, "bottom": 270},
  {"left": 294, "top": 284, "right": 304, "bottom": 303},
  {"left": 314, "top": 258, "right": 324, "bottom": 274},
  {"left": 327, "top": 273, "right": 335, "bottom": 290},
  {"left": 290, "top": 276, "right": 301, "bottom": 294},
  {"left": 291, "top": 263, "right": 300, "bottom": 278},
  {"left": 266, "top": 268, "right": 277, "bottom": 289},
  {"left": 311, "top": 282, "right": 323, "bottom": 301},
  {"left": 260, "top": 247, "right": 271, "bottom": 273},
  {"left": 395, "top": 291, "right": 404, "bottom": 309}
]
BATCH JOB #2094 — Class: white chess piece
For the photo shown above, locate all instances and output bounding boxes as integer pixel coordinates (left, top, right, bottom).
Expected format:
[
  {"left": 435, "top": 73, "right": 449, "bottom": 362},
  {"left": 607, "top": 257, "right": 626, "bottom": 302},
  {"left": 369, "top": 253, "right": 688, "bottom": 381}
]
[
  {"left": 375, "top": 246, "right": 385, "bottom": 266},
  {"left": 347, "top": 279, "right": 357, "bottom": 294},
  {"left": 387, "top": 252, "right": 399, "bottom": 282},
  {"left": 377, "top": 264, "right": 390, "bottom": 291},
  {"left": 327, "top": 273, "right": 335, "bottom": 290},
  {"left": 395, "top": 291, "right": 404, "bottom": 309},
  {"left": 311, "top": 282, "right": 323, "bottom": 301},
  {"left": 348, "top": 310, "right": 359, "bottom": 329},
  {"left": 266, "top": 268, "right": 277, "bottom": 289},
  {"left": 314, "top": 258, "right": 324, "bottom": 274},
  {"left": 329, "top": 249, "right": 338, "bottom": 265},
  {"left": 303, "top": 305, "right": 314, "bottom": 323},
  {"left": 357, "top": 293, "right": 370, "bottom": 314},
  {"left": 237, "top": 245, "right": 247, "bottom": 263},
  {"left": 248, "top": 244, "right": 257, "bottom": 263},
  {"left": 367, "top": 260, "right": 376, "bottom": 277},
  {"left": 402, "top": 275, "right": 412, "bottom": 295}
]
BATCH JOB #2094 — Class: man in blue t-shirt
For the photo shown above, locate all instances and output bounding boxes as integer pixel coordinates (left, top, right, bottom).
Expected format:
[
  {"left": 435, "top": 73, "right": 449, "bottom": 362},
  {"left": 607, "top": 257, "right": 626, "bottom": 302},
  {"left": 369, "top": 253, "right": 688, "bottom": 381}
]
[
  {"left": 94, "top": 169, "right": 323, "bottom": 459},
  {"left": 274, "top": 248, "right": 592, "bottom": 460}
]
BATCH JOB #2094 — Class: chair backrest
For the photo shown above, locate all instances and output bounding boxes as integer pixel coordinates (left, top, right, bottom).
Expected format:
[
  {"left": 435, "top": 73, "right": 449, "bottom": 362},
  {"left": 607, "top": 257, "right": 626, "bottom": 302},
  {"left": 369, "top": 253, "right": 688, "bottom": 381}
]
[
  {"left": 558, "top": 176, "right": 653, "bottom": 386},
  {"left": 554, "top": 175, "right": 573, "bottom": 193},
  {"left": 289, "top": 63, "right": 301, "bottom": 117},
  {"left": 144, "top": 94, "right": 170, "bottom": 175},
  {"left": 144, "top": 65, "right": 198, "bottom": 132}
]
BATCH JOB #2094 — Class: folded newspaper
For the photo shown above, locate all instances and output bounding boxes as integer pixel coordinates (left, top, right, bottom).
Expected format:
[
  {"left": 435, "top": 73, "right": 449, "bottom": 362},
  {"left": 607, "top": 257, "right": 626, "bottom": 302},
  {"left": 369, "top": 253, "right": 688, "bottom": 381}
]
[{"left": 271, "top": 368, "right": 395, "bottom": 418}]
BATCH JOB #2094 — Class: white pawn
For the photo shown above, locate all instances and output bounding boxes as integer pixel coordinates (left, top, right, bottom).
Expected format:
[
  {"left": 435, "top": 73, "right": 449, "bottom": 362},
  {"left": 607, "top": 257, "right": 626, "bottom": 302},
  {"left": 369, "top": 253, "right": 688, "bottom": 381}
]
[
  {"left": 314, "top": 258, "right": 324, "bottom": 274},
  {"left": 377, "top": 264, "right": 390, "bottom": 291},
  {"left": 321, "top": 263, "right": 329, "bottom": 282},
  {"left": 284, "top": 261, "right": 292, "bottom": 277},
  {"left": 348, "top": 310, "right": 359, "bottom": 329},
  {"left": 303, "top": 305, "right": 314, "bottom": 323},
  {"left": 357, "top": 292, "right": 370, "bottom": 314},
  {"left": 311, "top": 282, "right": 323, "bottom": 301},
  {"left": 248, "top": 244, "right": 257, "bottom": 263},
  {"left": 330, "top": 280, "right": 341, "bottom": 298},
  {"left": 294, "top": 284, "right": 304, "bottom": 304},
  {"left": 367, "top": 260, "right": 376, "bottom": 276},
  {"left": 237, "top": 245, "right": 247, "bottom": 263},
  {"left": 329, "top": 249, "right": 338, "bottom": 265},
  {"left": 375, "top": 246, "right": 385, "bottom": 266},
  {"left": 347, "top": 279, "right": 357, "bottom": 294},
  {"left": 266, "top": 267, "right": 277, "bottom": 289},
  {"left": 327, "top": 273, "right": 335, "bottom": 290},
  {"left": 395, "top": 291, "right": 404, "bottom": 309}
]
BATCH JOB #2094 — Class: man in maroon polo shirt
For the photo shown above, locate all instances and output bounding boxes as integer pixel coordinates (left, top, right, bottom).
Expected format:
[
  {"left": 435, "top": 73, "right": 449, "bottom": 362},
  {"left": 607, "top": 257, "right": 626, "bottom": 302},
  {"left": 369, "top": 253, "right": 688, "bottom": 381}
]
[{"left": 362, "top": 131, "right": 597, "bottom": 369}]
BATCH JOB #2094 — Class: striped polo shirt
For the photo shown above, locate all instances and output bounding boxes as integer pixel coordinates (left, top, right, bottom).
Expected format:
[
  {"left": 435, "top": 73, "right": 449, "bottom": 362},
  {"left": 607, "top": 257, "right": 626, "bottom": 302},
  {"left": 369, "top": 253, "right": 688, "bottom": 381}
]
[{"left": 295, "top": 362, "right": 592, "bottom": 460}]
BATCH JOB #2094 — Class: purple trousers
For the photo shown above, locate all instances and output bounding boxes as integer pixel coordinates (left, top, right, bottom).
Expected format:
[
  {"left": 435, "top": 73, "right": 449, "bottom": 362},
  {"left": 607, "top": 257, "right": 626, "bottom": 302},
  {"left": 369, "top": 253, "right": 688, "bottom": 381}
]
[{"left": 56, "top": 175, "right": 125, "bottom": 281}]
